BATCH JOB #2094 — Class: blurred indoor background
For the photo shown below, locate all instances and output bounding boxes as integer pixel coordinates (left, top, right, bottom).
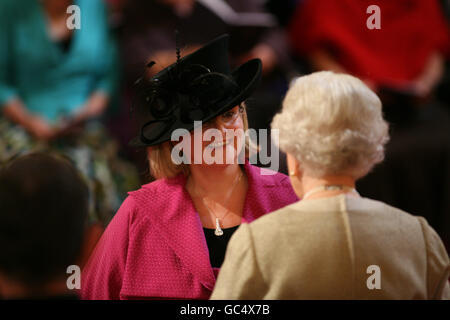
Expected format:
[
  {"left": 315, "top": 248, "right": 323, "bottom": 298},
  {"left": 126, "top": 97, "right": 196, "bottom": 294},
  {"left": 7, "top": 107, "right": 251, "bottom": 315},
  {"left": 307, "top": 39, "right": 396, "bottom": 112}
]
[{"left": 1, "top": 0, "right": 449, "bottom": 259}]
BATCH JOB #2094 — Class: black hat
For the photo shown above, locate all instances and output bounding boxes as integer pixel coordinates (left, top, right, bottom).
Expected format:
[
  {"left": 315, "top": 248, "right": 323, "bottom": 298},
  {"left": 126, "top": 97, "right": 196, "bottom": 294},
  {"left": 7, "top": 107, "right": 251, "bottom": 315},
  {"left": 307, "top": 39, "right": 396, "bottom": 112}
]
[{"left": 129, "top": 34, "right": 262, "bottom": 147}]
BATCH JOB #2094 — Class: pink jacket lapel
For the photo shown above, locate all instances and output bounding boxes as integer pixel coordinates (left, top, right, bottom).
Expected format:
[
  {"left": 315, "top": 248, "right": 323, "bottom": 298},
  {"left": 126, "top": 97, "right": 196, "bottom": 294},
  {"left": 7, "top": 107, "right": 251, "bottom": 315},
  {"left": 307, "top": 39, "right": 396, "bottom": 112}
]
[
  {"left": 147, "top": 162, "right": 287, "bottom": 292},
  {"left": 151, "top": 175, "right": 216, "bottom": 291}
]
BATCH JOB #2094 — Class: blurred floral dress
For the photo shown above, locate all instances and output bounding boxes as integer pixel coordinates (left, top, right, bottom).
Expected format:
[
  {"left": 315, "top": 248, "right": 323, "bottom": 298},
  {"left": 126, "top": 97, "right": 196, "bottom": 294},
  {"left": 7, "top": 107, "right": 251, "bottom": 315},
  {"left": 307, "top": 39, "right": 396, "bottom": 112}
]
[
  {"left": 0, "top": 0, "right": 139, "bottom": 225},
  {"left": 0, "top": 119, "right": 139, "bottom": 225}
]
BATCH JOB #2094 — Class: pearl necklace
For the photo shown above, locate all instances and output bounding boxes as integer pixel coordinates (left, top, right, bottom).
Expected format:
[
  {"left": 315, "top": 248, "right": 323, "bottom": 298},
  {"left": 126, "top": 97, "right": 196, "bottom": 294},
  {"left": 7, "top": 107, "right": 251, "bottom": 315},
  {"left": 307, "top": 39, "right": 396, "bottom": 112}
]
[{"left": 302, "top": 184, "right": 359, "bottom": 200}]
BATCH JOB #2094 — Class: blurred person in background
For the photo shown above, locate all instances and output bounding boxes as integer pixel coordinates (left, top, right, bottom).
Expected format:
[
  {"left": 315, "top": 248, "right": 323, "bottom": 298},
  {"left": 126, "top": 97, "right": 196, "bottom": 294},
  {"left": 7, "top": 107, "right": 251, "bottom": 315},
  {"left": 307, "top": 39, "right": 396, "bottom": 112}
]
[
  {"left": 289, "top": 0, "right": 449, "bottom": 101},
  {"left": 0, "top": 153, "right": 89, "bottom": 299},
  {"left": 107, "top": 0, "right": 295, "bottom": 178},
  {"left": 0, "top": 0, "right": 139, "bottom": 226},
  {"left": 211, "top": 72, "right": 450, "bottom": 300},
  {"left": 289, "top": 0, "right": 450, "bottom": 249}
]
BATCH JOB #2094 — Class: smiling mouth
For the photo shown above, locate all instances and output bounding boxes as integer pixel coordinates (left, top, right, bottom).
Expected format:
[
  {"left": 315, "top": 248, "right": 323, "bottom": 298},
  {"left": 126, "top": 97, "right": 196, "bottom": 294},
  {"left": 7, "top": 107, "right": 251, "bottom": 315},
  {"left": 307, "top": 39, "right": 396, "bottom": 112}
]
[{"left": 206, "top": 138, "right": 234, "bottom": 149}]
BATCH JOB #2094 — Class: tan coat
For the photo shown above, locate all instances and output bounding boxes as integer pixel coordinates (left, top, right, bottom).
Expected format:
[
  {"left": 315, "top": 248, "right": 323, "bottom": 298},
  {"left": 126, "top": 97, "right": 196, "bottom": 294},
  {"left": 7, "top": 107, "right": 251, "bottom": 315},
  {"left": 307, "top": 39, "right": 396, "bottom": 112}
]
[{"left": 211, "top": 195, "right": 450, "bottom": 299}]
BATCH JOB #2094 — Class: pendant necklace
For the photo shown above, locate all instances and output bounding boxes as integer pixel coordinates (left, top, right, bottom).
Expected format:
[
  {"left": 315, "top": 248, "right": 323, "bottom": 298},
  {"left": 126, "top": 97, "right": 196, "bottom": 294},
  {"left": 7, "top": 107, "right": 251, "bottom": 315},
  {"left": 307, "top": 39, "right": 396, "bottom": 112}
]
[{"left": 192, "top": 170, "right": 244, "bottom": 236}]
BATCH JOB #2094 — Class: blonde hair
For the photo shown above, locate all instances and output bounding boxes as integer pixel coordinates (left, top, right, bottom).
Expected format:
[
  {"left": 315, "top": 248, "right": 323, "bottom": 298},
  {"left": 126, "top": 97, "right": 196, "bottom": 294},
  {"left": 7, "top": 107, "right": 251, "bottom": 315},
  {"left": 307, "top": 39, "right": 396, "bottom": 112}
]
[
  {"left": 148, "top": 103, "right": 251, "bottom": 179},
  {"left": 271, "top": 71, "right": 390, "bottom": 179}
]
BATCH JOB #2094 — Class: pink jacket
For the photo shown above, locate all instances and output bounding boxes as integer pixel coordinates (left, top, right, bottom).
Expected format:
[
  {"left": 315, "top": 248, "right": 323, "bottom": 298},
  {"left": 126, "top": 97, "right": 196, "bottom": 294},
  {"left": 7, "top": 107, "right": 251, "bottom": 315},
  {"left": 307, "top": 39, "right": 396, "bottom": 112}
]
[{"left": 81, "top": 163, "right": 298, "bottom": 299}]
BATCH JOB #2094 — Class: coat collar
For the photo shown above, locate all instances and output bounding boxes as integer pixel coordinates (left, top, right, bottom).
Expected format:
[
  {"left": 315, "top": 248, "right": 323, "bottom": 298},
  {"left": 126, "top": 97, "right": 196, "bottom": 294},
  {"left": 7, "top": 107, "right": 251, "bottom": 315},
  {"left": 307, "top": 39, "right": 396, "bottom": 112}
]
[{"left": 143, "top": 161, "right": 280, "bottom": 292}]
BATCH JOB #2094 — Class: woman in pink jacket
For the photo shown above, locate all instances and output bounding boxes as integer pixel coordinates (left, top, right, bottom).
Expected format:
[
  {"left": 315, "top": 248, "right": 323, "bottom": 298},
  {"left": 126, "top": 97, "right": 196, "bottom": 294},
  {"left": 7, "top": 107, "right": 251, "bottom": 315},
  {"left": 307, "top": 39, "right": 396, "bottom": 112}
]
[{"left": 81, "top": 35, "right": 298, "bottom": 299}]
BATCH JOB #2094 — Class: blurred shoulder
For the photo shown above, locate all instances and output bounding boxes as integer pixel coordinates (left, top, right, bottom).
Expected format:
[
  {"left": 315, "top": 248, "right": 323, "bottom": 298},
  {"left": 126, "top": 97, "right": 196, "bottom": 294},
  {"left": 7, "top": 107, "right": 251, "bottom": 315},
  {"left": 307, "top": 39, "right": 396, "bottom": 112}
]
[
  {"left": 247, "top": 164, "right": 291, "bottom": 187},
  {"left": 123, "top": 175, "right": 185, "bottom": 222},
  {"left": 245, "top": 200, "right": 302, "bottom": 237},
  {"left": 346, "top": 196, "right": 426, "bottom": 225},
  {"left": 244, "top": 195, "right": 428, "bottom": 240},
  {"left": 128, "top": 175, "right": 185, "bottom": 204}
]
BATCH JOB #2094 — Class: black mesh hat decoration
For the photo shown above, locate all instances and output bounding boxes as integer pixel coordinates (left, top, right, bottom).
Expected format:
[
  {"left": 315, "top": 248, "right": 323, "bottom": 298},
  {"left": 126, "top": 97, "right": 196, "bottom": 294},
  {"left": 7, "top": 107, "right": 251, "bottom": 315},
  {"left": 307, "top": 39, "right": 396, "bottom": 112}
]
[{"left": 129, "top": 34, "right": 262, "bottom": 147}]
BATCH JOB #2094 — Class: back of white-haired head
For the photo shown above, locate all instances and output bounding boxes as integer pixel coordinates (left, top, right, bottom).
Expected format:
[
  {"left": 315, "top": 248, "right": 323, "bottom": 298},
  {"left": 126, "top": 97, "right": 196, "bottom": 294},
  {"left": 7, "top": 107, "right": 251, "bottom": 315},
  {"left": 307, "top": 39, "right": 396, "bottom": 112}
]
[{"left": 272, "top": 71, "right": 389, "bottom": 179}]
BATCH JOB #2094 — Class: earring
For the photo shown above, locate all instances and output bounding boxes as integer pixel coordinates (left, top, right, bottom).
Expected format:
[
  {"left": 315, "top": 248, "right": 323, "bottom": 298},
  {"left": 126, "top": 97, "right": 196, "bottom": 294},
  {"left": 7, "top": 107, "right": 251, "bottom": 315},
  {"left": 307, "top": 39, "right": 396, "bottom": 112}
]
[{"left": 288, "top": 172, "right": 296, "bottom": 176}]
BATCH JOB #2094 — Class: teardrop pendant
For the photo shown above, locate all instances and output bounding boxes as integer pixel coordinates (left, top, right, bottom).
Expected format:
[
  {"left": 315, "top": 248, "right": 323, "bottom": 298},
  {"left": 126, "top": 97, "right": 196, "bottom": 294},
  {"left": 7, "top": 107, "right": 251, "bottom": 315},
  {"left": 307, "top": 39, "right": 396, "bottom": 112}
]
[{"left": 214, "top": 217, "right": 224, "bottom": 236}]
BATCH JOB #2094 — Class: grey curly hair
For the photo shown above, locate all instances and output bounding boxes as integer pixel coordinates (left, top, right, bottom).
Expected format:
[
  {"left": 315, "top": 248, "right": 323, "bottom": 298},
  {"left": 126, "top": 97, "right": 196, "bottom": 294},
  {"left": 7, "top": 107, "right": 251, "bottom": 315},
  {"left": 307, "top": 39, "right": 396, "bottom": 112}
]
[{"left": 271, "top": 71, "right": 390, "bottom": 179}]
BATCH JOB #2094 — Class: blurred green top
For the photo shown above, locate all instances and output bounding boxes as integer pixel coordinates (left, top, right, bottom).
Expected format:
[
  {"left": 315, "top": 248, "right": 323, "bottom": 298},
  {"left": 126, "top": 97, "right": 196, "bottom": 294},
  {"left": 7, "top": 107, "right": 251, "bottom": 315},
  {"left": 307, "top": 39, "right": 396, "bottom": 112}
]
[{"left": 0, "top": 0, "right": 118, "bottom": 124}]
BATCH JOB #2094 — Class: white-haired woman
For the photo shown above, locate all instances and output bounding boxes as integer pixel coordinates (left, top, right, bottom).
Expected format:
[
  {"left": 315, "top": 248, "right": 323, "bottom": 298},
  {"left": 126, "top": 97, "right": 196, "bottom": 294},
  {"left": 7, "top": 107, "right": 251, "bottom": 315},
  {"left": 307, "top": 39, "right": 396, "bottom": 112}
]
[{"left": 211, "top": 71, "right": 450, "bottom": 299}]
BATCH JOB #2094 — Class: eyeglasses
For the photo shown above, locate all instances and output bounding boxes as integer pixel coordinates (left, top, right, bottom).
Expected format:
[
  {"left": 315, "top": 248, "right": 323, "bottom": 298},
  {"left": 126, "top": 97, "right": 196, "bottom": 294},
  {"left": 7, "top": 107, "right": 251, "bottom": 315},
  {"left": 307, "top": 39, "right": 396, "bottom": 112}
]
[{"left": 202, "top": 106, "right": 244, "bottom": 129}]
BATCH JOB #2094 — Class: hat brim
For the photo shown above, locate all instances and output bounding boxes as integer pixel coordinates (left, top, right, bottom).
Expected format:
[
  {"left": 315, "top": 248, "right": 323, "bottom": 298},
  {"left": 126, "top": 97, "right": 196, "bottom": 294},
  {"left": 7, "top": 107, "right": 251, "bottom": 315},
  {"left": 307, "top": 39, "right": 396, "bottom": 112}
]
[{"left": 129, "top": 58, "right": 262, "bottom": 148}]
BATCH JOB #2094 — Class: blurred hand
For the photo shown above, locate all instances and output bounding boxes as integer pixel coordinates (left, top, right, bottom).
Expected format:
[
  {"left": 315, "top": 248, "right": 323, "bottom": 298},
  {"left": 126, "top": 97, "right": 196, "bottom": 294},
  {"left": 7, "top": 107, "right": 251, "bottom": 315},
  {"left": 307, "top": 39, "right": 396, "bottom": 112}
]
[
  {"left": 26, "top": 116, "right": 57, "bottom": 141},
  {"left": 2, "top": 98, "right": 57, "bottom": 141},
  {"left": 52, "top": 91, "right": 109, "bottom": 139},
  {"left": 410, "top": 52, "right": 444, "bottom": 99},
  {"left": 54, "top": 118, "right": 85, "bottom": 139},
  {"left": 74, "top": 91, "right": 109, "bottom": 121},
  {"left": 409, "top": 77, "right": 438, "bottom": 99}
]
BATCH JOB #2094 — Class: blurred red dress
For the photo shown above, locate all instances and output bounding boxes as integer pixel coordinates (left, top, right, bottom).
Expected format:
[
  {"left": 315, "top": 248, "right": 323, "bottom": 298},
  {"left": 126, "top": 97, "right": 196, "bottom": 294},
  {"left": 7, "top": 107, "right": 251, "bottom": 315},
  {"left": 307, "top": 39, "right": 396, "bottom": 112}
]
[{"left": 289, "top": 0, "right": 450, "bottom": 87}]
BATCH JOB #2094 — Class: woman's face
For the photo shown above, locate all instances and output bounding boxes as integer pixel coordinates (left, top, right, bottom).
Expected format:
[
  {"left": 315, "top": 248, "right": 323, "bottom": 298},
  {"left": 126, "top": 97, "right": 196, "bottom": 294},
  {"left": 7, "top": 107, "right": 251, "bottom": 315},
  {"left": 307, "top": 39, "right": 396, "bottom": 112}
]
[{"left": 185, "top": 105, "right": 245, "bottom": 167}]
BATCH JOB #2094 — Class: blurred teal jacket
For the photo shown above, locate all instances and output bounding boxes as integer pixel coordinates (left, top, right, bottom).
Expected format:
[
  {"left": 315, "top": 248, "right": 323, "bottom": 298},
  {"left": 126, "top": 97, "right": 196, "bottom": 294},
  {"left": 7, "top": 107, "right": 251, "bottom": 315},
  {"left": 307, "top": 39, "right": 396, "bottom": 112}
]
[{"left": 0, "top": 0, "right": 118, "bottom": 124}]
